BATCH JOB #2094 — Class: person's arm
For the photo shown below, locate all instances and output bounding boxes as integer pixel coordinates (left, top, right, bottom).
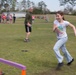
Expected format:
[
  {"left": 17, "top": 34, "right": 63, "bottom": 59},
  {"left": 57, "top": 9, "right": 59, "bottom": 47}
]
[
  {"left": 53, "top": 24, "right": 63, "bottom": 34},
  {"left": 68, "top": 23, "right": 76, "bottom": 36},
  {"left": 53, "top": 24, "right": 57, "bottom": 32}
]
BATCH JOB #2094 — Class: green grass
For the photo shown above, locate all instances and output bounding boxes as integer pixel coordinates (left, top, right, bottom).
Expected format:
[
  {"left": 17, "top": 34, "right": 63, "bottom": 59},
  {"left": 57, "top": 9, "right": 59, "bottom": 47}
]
[{"left": 0, "top": 15, "right": 76, "bottom": 75}]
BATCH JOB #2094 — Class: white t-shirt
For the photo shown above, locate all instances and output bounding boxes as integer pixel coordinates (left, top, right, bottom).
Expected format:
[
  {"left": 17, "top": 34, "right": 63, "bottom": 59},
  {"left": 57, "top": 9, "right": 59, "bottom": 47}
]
[{"left": 54, "top": 20, "right": 70, "bottom": 39}]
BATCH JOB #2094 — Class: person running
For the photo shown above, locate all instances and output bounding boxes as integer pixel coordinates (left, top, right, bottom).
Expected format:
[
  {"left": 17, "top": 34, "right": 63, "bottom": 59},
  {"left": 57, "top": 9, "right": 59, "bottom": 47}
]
[
  {"left": 24, "top": 8, "right": 33, "bottom": 42},
  {"left": 53, "top": 11, "right": 76, "bottom": 70}
]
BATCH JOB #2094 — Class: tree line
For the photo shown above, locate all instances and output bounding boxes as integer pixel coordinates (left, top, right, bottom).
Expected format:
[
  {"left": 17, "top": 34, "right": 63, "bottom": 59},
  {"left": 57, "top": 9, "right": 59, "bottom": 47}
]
[
  {"left": 0, "top": 0, "right": 76, "bottom": 14},
  {"left": 59, "top": 0, "right": 76, "bottom": 15},
  {"left": 0, "top": 0, "right": 50, "bottom": 14}
]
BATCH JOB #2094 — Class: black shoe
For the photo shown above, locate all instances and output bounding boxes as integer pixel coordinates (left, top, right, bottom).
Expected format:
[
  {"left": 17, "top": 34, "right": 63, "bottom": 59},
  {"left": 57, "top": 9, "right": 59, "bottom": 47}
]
[
  {"left": 56, "top": 62, "right": 64, "bottom": 70},
  {"left": 67, "top": 58, "right": 74, "bottom": 66}
]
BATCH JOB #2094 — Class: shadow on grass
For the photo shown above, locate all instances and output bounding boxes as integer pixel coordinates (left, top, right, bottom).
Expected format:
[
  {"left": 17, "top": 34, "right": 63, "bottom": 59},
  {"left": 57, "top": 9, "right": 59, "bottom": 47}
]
[
  {"left": 34, "top": 68, "right": 60, "bottom": 75},
  {"left": 14, "top": 38, "right": 24, "bottom": 42}
]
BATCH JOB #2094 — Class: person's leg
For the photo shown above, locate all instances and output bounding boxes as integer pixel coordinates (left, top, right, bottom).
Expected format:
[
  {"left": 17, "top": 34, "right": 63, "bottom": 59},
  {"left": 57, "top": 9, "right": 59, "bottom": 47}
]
[
  {"left": 60, "top": 44, "right": 74, "bottom": 65},
  {"left": 53, "top": 37, "right": 68, "bottom": 69},
  {"left": 24, "top": 25, "right": 31, "bottom": 42},
  {"left": 60, "top": 45, "right": 73, "bottom": 62},
  {"left": 26, "top": 32, "right": 31, "bottom": 40},
  {"left": 14, "top": 18, "right": 16, "bottom": 23},
  {"left": 13, "top": 18, "right": 15, "bottom": 23},
  {"left": 53, "top": 39, "right": 65, "bottom": 63}
]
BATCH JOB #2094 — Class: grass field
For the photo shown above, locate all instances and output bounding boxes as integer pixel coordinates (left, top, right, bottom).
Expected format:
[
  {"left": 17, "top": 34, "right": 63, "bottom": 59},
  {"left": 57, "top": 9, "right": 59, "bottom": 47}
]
[{"left": 0, "top": 15, "right": 76, "bottom": 75}]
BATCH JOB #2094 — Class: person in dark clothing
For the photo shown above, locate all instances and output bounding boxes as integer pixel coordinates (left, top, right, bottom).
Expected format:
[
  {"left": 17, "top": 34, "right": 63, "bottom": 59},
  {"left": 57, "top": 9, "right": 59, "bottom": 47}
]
[
  {"left": 0, "top": 14, "right": 1, "bottom": 23},
  {"left": 24, "top": 8, "right": 33, "bottom": 42},
  {"left": 13, "top": 14, "right": 16, "bottom": 23}
]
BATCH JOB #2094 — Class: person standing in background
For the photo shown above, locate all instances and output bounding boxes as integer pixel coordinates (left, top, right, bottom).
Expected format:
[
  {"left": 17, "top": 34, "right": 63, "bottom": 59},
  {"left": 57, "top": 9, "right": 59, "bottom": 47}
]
[
  {"left": 0, "top": 14, "right": 1, "bottom": 23},
  {"left": 1, "top": 13, "right": 6, "bottom": 23},
  {"left": 24, "top": 8, "right": 33, "bottom": 42},
  {"left": 13, "top": 14, "right": 16, "bottom": 23},
  {"left": 9, "top": 14, "right": 13, "bottom": 24}
]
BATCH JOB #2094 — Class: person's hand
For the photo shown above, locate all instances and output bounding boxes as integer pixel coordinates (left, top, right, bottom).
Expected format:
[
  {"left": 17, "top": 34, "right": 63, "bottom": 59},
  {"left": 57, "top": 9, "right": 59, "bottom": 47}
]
[
  {"left": 74, "top": 28, "right": 76, "bottom": 36},
  {"left": 55, "top": 27, "right": 64, "bottom": 34},
  {"left": 27, "top": 22, "right": 31, "bottom": 27}
]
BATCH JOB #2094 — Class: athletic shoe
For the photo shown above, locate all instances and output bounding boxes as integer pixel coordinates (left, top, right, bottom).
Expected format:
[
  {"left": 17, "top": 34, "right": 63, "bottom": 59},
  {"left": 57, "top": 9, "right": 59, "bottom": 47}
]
[
  {"left": 24, "top": 39, "right": 30, "bottom": 42},
  {"left": 67, "top": 58, "right": 74, "bottom": 66},
  {"left": 56, "top": 62, "right": 64, "bottom": 70}
]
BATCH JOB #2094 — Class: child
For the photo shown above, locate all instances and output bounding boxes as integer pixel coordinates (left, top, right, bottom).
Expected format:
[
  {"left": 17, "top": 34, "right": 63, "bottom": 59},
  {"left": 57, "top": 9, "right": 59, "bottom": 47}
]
[
  {"left": 53, "top": 11, "right": 76, "bottom": 70},
  {"left": 1, "top": 14, "right": 6, "bottom": 23}
]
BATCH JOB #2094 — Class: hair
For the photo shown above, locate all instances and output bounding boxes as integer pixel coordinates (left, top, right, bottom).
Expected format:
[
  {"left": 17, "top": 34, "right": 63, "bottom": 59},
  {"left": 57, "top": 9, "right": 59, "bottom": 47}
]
[{"left": 56, "top": 11, "right": 65, "bottom": 20}]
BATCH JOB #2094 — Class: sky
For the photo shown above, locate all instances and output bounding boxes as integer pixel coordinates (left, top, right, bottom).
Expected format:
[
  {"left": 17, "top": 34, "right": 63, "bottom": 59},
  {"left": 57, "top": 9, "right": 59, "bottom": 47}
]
[
  {"left": 30, "top": 0, "right": 61, "bottom": 11},
  {"left": 18, "top": 0, "right": 63, "bottom": 11}
]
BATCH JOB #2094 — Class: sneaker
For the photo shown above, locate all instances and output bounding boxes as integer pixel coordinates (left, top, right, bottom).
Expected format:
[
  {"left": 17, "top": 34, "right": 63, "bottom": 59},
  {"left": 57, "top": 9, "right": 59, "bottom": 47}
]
[
  {"left": 67, "top": 58, "right": 74, "bottom": 66},
  {"left": 24, "top": 39, "right": 30, "bottom": 42},
  {"left": 56, "top": 62, "right": 64, "bottom": 70}
]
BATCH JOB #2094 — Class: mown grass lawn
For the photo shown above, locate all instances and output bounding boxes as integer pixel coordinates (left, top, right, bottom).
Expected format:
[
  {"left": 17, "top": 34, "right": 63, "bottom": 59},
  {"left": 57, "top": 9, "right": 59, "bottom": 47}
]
[{"left": 0, "top": 15, "right": 76, "bottom": 75}]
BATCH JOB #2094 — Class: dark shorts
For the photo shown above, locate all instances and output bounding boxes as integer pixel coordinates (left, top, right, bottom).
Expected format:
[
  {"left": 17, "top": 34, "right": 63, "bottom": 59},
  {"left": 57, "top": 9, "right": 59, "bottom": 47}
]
[{"left": 25, "top": 24, "right": 32, "bottom": 32}]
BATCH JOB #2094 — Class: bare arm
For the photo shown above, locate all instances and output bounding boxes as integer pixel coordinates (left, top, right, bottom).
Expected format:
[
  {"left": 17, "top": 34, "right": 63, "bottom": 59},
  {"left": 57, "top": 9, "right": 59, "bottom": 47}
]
[
  {"left": 53, "top": 24, "right": 57, "bottom": 32},
  {"left": 53, "top": 24, "right": 63, "bottom": 34},
  {"left": 68, "top": 23, "right": 76, "bottom": 36}
]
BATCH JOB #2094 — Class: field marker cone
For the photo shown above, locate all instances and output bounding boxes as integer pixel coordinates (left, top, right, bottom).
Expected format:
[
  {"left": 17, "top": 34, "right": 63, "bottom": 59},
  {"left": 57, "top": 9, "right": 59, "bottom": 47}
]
[{"left": 21, "top": 70, "right": 26, "bottom": 75}]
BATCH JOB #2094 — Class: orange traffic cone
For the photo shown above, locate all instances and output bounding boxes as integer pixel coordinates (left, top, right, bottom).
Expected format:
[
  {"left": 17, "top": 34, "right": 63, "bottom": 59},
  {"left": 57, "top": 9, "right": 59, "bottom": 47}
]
[{"left": 21, "top": 70, "right": 26, "bottom": 75}]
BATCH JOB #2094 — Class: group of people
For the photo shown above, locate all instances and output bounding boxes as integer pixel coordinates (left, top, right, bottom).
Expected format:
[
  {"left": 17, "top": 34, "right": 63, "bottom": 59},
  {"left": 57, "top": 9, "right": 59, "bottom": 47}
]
[
  {"left": 0, "top": 13, "right": 16, "bottom": 24},
  {"left": 24, "top": 8, "right": 76, "bottom": 70}
]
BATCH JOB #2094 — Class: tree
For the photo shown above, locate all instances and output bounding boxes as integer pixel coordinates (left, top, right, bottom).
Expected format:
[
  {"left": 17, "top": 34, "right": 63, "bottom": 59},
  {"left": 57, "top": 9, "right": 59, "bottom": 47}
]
[
  {"left": 4, "top": 3, "right": 10, "bottom": 12},
  {"left": 0, "top": 4, "right": 2, "bottom": 13},
  {"left": 27, "top": 0, "right": 31, "bottom": 9},
  {"left": 31, "top": 1, "right": 35, "bottom": 8},
  {"left": 0, "top": 0, "right": 6, "bottom": 9},
  {"left": 59, "top": 0, "right": 76, "bottom": 13},
  {"left": 21, "top": 0, "right": 26, "bottom": 11},
  {"left": 11, "top": 0, "right": 17, "bottom": 11},
  {"left": 38, "top": 1, "right": 47, "bottom": 14},
  {"left": 59, "top": 0, "right": 76, "bottom": 8}
]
